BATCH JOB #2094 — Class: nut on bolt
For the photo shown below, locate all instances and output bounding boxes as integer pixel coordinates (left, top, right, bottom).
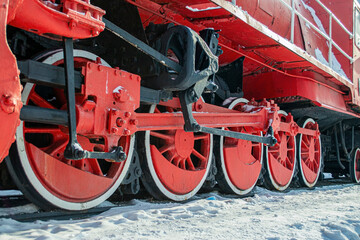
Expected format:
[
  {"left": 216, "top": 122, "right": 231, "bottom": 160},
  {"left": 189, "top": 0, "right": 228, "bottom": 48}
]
[
  {"left": 116, "top": 118, "right": 126, "bottom": 127},
  {"left": 130, "top": 119, "right": 138, "bottom": 125},
  {"left": 123, "top": 129, "right": 131, "bottom": 136},
  {"left": 111, "top": 127, "right": 118, "bottom": 134}
]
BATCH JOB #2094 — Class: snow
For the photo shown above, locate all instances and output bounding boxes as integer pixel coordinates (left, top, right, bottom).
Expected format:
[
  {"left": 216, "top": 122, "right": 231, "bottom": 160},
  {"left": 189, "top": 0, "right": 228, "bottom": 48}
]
[
  {"left": 0, "top": 184, "right": 360, "bottom": 240},
  {"left": 112, "top": 86, "right": 124, "bottom": 94},
  {"left": 301, "top": 0, "right": 327, "bottom": 34},
  {"left": 185, "top": 6, "right": 221, "bottom": 12},
  {"left": 314, "top": 48, "right": 349, "bottom": 81}
]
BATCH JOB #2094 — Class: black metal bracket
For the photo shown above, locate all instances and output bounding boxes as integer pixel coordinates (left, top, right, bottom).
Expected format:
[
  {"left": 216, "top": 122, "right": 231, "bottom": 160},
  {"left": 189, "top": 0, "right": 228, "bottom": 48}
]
[
  {"left": 333, "top": 126, "right": 346, "bottom": 170},
  {"left": 62, "top": 38, "right": 126, "bottom": 162}
]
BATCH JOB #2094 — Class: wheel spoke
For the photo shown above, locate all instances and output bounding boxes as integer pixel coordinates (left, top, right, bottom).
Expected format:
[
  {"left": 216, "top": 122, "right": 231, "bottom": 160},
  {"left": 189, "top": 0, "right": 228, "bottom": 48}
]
[
  {"left": 43, "top": 139, "right": 67, "bottom": 157},
  {"left": 186, "top": 157, "right": 195, "bottom": 170},
  {"left": 285, "top": 157, "right": 293, "bottom": 169},
  {"left": 173, "top": 157, "right": 181, "bottom": 167},
  {"left": 303, "top": 135, "right": 311, "bottom": 146},
  {"left": 87, "top": 159, "right": 104, "bottom": 176},
  {"left": 158, "top": 144, "right": 174, "bottom": 154},
  {"left": 313, "top": 160, "right": 319, "bottom": 170},
  {"left": 166, "top": 107, "right": 175, "bottom": 113},
  {"left": 150, "top": 131, "right": 174, "bottom": 141},
  {"left": 268, "top": 148, "right": 280, "bottom": 153},
  {"left": 29, "top": 91, "right": 56, "bottom": 109},
  {"left": 179, "top": 158, "right": 186, "bottom": 169},
  {"left": 194, "top": 134, "right": 208, "bottom": 141},
  {"left": 192, "top": 149, "right": 206, "bottom": 161}
]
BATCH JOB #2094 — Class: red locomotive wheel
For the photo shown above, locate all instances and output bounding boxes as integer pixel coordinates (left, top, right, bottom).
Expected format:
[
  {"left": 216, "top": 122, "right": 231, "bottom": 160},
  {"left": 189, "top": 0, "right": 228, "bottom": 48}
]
[
  {"left": 263, "top": 111, "right": 296, "bottom": 191},
  {"left": 216, "top": 98, "right": 263, "bottom": 195},
  {"left": 140, "top": 105, "right": 212, "bottom": 201},
  {"left": 297, "top": 118, "right": 322, "bottom": 188},
  {"left": 6, "top": 50, "right": 134, "bottom": 210},
  {"left": 350, "top": 148, "right": 360, "bottom": 183}
]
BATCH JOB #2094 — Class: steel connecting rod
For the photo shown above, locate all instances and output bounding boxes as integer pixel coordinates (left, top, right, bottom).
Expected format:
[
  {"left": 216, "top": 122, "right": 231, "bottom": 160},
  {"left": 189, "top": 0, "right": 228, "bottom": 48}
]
[{"left": 62, "top": 38, "right": 126, "bottom": 162}]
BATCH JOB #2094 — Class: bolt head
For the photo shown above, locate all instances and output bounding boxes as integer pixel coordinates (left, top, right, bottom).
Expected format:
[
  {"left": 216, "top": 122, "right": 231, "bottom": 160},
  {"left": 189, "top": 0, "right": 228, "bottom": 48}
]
[
  {"left": 124, "top": 129, "right": 131, "bottom": 135},
  {"left": 130, "top": 119, "right": 138, "bottom": 125},
  {"left": 124, "top": 112, "right": 131, "bottom": 118},
  {"left": 111, "top": 127, "right": 118, "bottom": 134},
  {"left": 116, "top": 118, "right": 126, "bottom": 127}
]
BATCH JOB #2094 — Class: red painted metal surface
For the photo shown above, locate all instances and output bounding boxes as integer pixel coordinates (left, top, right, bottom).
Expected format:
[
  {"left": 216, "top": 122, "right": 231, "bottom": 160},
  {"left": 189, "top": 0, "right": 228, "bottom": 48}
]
[
  {"left": 222, "top": 101, "right": 263, "bottom": 192},
  {"left": 8, "top": 0, "right": 105, "bottom": 39},
  {"left": 0, "top": 0, "right": 22, "bottom": 163},
  {"left": 21, "top": 59, "right": 133, "bottom": 202},
  {"left": 148, "top": 106, "right": 211, "bottom": 195},
  {"left": 266, "top": 112, "right": 296, "bottom": 190},
  {"left": 298, "top": 120, "right": 321, "bottom": 185},
  {"left": 76, "top": 62, "right": 140, "bottom": 150},
  {"left": 131, "top": 0, "right": 360, "bottom": 116},
  {"left": 353, "top": 150, "right": 360, "bottom": 183},
  {"left": 243, "top": 71, "right": 348, "bottom": 113}
]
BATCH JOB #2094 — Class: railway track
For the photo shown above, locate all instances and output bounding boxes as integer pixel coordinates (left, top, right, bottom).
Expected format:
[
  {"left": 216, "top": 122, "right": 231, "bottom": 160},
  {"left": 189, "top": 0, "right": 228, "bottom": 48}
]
[{"left": 0, "top": 177, "right": 355, "bottom": 223}]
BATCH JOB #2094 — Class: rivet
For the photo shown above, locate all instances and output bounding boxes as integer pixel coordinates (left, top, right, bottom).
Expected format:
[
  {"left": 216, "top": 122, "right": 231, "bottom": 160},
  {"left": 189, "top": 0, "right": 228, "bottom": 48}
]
[
  {"left": 124, "top": 112, "right": 131, "bottom": 118},
  {"left": 111, "top": 127, "right": 118, "bottom": 133},
  {"left": 123, "top": 129, "right": 131, "bottom": 135}
]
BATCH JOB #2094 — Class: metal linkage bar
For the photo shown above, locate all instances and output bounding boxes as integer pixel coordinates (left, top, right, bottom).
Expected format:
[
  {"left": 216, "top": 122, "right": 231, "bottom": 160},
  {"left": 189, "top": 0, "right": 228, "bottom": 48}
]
[
  {"left": 103, "top": 18, "right": 182, "bottom": 73},
  {"left": 63, "top": 38, "right": 79, "bottom": 159},
  {"left": 199, "top": 126, "right": 277, "bottom": 146},
  {"left": 18, "top": 60, "right": 83, "bottom": 90},
  {"left": 20, "top": 106, "right": 68, "bottom": 126},
  {"left": 62, "top": 38, "right": 126, "bottom": 163}
]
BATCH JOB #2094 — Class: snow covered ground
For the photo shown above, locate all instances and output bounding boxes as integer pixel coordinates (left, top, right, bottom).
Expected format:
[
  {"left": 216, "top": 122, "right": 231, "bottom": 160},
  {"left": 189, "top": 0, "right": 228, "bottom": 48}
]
[{"left": 0, "top": 184, "right": 359, "bottom": 240}]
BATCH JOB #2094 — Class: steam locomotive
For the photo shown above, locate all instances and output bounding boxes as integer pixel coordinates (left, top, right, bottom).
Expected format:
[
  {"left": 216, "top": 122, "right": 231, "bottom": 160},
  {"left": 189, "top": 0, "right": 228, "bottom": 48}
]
[{"left": 0, "top": 0, "right": 359, "bottom": 210}]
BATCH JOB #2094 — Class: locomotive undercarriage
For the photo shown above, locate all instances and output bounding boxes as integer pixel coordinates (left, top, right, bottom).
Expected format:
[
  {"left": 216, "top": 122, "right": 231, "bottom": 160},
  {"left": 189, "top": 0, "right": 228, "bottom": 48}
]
[{"left": 0, "top": 0, "right": 359, "bottom": 211}]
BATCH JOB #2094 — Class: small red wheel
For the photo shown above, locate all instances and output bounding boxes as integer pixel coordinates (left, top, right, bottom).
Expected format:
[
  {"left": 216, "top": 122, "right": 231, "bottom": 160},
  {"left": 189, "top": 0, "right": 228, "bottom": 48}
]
[
  {"left": 263, "top": 110, "right": 296, "bottom": 191},
  {"left": 350, "top": 148, "right": 360, "bottom": 184},
  {"left": 140, "top": 105, "right": 212, "bottom": 201},
  {"left": 6, "top": 50, "right": 134, "bottom": 210},
  {"left": 216, "top": 98, "right": 263, "bottom": 195},
  {"left": 296, "top": 118, "right": 322, "bottom": 188}
]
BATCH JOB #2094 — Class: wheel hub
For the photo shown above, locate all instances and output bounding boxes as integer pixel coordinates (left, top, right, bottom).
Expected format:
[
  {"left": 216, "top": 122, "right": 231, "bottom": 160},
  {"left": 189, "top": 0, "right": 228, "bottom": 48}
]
[
  {"left": 236, "top": 139, "right": 254, "bottom": 165},
  {"left": 175, "top": 130, "right": 194, "bottom": 158}
]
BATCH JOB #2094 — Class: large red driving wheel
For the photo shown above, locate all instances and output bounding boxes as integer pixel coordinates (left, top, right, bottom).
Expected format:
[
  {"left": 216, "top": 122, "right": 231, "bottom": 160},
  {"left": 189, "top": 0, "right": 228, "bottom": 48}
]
[
  {"left": 140, "top": 105, "right": 212, "bottom": 201},
  {"left": 350, "top": 148, "right": 360, "bottom": 184},
  {"left": 263, "top": 110, "right": 296, "bottom": 191},
  {"left": 6, "top": 50, "right": 134, "bottom": 210},
  {"left": 216, "top": 98, "right": 263, "bottom": 195},
  {"left": 297, "top": 118, "right": 321, "bottom": 188}
]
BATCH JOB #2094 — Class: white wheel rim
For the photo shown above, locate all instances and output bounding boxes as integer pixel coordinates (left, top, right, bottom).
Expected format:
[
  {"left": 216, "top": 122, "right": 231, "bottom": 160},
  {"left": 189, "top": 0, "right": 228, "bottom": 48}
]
[
  {"left": 352, "top": 148, "right": 360, "bottom": 183},
  {"left": 265, "top": 110, "right": 296, "bottom": 191},
  {"left": 298, "top": 118, "right": 322, "bottom": 188},
  {"left": 16, "top": 50, "right": 134, "bottom": 210},
  {"left": 144, "top": 105, "right": 213, "bottom": 201},
  {"left": 219, "top": 98, "right": 263, "bottom": 195}
]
